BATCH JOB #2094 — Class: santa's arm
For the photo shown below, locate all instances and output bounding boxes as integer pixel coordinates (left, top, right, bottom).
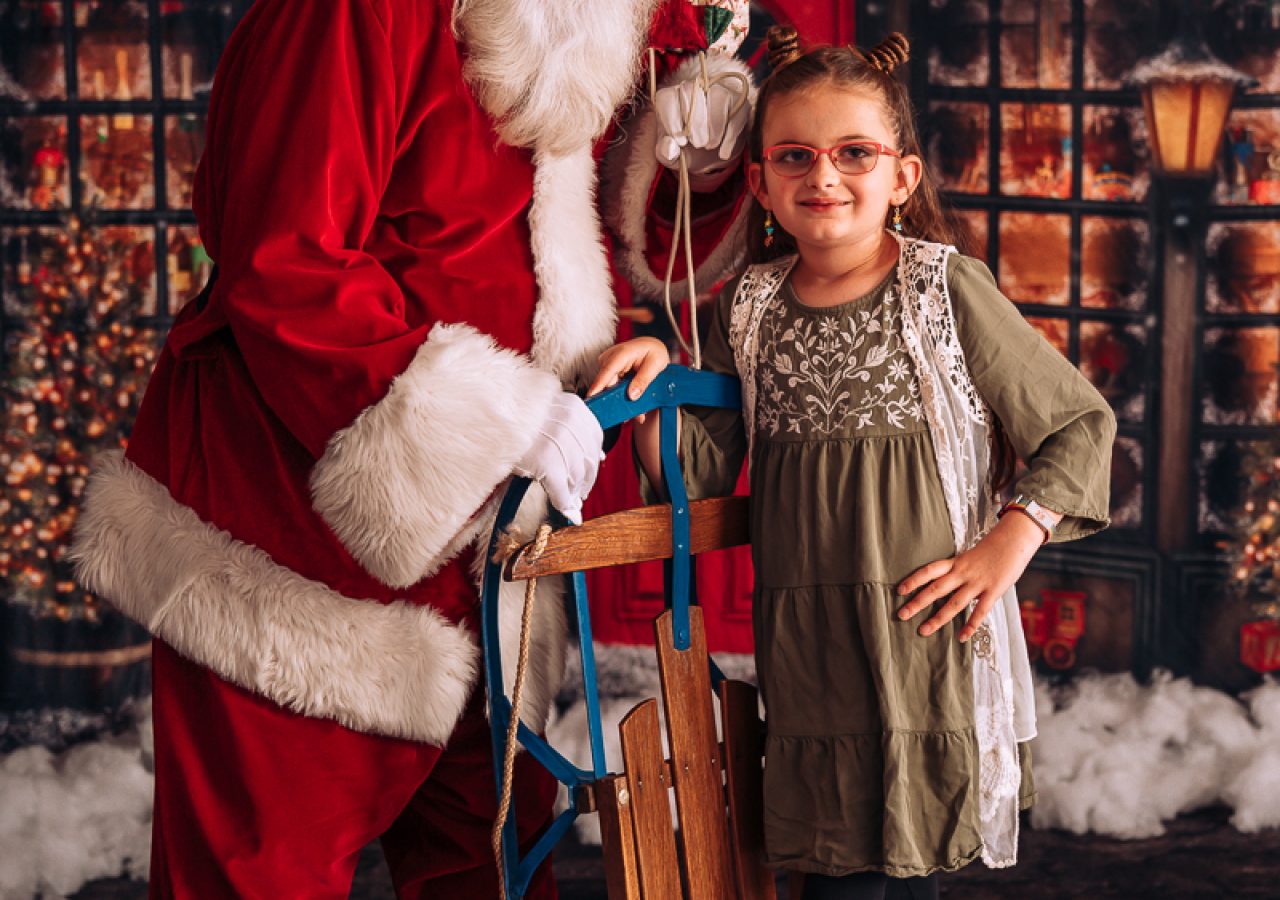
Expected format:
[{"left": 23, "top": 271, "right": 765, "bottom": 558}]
[{"left": 193, "top": 0, "right": 561, "bottom": 588}]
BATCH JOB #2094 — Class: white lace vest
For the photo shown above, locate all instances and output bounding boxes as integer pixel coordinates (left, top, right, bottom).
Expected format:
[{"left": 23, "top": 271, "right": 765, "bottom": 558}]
[{"left": 728, "top": 235, "right": 1036, "bottom": 869}]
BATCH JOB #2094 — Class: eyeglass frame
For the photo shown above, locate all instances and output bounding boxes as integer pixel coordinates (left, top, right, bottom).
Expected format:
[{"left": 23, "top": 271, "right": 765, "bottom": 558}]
[{"left": 761, "top": 140, "right": 902, "bottom": 177}]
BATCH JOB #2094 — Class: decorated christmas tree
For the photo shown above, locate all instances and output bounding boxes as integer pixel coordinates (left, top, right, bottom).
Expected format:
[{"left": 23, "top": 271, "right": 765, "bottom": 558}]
[
  {"left": 2, "top": 213, "right": 159, "bottom": 623},
  {"left": 1222, "top": 444, "right": 1280, "bottom": 673}
]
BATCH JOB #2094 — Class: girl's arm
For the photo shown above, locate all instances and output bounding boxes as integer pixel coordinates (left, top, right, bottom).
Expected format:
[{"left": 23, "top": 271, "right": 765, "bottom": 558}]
[
  {"left": 588, "top": 281, "right": 748, "bottom": 504},
  {"left": 898, "top": 254, "right": 1116, "bottom": 642}
]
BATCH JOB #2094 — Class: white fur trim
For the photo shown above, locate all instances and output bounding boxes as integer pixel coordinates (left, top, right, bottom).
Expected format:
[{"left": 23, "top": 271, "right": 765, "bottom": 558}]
[
  {"left": 69, "top": 452, "right": 479, "bottom": 745},
  {"left": 528, "top": 147, "right": 619, "bottom": 385},
  {"left": 602, "top": 54, "right": 755, "bottom": 300},
  {"left": 455, "top": 0, "right": 662, "bottom": 155},
  {"left": 310, "top": 323, "right": 562, "bottom": 589}
]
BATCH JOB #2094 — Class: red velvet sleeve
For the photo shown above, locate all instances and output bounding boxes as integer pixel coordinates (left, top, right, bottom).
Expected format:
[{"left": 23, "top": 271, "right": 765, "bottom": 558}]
[
  {"left": 192, "top": 0, "right": 425, "bottom": 459},
  {"left": 187, "top": 0, "right": 562, "bottom": 589}
]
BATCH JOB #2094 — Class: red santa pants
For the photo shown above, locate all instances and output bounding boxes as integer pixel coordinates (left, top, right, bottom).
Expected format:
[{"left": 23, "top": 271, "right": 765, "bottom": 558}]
[{"left": 147, "top": 639, "right": 558, "bottom": 898}]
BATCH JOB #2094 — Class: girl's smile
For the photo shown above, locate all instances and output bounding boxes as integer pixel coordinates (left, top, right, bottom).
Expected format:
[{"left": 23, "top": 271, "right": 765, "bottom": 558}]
[{"left": 747, "top": 84, "right": 921, "bottom": 271}]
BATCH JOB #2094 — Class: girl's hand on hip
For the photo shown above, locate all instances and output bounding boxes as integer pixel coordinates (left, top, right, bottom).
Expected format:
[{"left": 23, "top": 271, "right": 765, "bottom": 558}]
[{"left": 894, "top": 512, "right": 1046, "bottom": 642}]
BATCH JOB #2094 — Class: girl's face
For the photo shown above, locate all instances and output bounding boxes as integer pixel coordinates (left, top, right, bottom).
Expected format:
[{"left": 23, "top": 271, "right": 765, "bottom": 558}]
[{"left": 748, "top": 84, "right": 922, "bottom": 256}]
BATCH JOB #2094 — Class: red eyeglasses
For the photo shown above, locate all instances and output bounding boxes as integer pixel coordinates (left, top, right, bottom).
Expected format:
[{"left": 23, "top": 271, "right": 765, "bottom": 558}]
[{"left": 763, "top": 141, "right": 901, "bottom": 177}]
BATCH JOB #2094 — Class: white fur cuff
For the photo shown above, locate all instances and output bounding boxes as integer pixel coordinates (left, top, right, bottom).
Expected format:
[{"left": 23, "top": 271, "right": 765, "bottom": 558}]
[
  {"left": 310, "top": 323, "right": 562, "bottom": 589},
  {"left": 70, "top": 452, "right": 479, "bottom": 745}
]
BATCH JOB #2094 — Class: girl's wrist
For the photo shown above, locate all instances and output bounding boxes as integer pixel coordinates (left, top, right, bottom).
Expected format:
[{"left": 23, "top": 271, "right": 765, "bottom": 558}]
[{"left": 994, "top": 509, "right": 1048, "bottom": 554}]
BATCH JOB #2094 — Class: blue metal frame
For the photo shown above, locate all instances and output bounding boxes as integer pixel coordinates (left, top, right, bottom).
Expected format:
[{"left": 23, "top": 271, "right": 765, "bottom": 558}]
[{"left": 480, "top": 365, "right": 740, "bottom": 898}]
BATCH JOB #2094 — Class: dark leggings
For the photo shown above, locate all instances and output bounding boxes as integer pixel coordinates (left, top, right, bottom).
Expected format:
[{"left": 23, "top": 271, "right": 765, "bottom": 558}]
[{"left": 802, "top": 871, "right": 940, "bottom": 900}]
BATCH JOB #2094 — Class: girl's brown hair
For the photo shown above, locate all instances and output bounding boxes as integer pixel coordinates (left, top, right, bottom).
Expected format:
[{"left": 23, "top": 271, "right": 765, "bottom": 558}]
[{"left": 747, "top": 26, "right": 1016, "bottom": 494}]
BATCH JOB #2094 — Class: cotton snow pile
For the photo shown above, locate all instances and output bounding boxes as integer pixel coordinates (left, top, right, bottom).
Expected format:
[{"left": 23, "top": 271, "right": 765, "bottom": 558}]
[
  {"left": 0, "top": 699, "right": 152, "bottom": 898},
  {"left": 549, "top": 671, "right": 1280, "bottom": 845},
  {"left": 1031, "top": 671, "right": 1280, "bottom": 838}
]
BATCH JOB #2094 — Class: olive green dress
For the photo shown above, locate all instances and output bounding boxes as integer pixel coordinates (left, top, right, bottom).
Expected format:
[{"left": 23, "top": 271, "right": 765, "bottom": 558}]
[{"left": 647, "top": 253, "right": 1115, "bottom": 878}]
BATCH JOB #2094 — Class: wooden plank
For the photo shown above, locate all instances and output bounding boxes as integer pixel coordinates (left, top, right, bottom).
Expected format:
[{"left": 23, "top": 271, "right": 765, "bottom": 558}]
[
  {"left": 655, "top": 607, "right": 735, "bottom": 900},
  {"left": 620, "top": 699, "right": 684, "bottom": 900},
  {"left": 506, "top": 497, "right": 749, "bottom": 580},
  {"left": 720, "top": 680, "right": 776, "bottom": 900},
  {"left": 596, "top": 774, "right": 643, "bottom": 900}
]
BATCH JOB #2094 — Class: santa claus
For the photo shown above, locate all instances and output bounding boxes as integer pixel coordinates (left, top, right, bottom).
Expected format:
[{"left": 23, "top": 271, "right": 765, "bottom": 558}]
[{"left": 69, "top": 0, "right": 754, "bottom": 895}]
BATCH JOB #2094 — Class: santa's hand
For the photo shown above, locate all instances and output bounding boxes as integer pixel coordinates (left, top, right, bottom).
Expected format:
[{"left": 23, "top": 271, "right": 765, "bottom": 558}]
[
  {"left": 653, "top": 70, "right": 751, "bottom": 171},
  {"left": 513, "top": 392, "right": 605, "bottom": 526}
]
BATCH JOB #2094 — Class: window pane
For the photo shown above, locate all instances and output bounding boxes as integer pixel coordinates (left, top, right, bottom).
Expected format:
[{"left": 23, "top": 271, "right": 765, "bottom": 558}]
[
  {"left": 3, "top": 226, "right": 69, "bottom": 318},
  {"left": 929, "top": 0, "right": 988, "bottom": 87},
  {"left": 75, "top": 1, "right": 151, "bottom": 101},
  {"left": 999, "top": 212, "right": 1070, "bottom": 305},
  {"left": 161, "top": 4, "right": 231, "bottom": 98},
  {"left": 166, "top": 225, "right": 212, "bottom": 315},
  {"left": 1083, "top": 107, "right": 1149, "bottom": 203},
  {"left": 954, "top": 208, "right": 989, "bottom": 263},
  {"left": 1110, "top": 435, "right": 1143, "bottom": 529},
  {"left": 1207, "top": 222, "right": 1280, "bottom": 314},
  {"left": 0, "top": 1, "right": 66, "bottom": 99},
  {"left": 1081, "top": 321, "right": 1147, "bottom": 422},
  {"left": 1, "top": 116, "right": 70, "bottom": 211},
  {"left": 927, "top": 102, "right": 988, "bottom": 194},
  {"left": 1000, "top": 104, "right": 1071, "bottom": 199},
  {"left": 1024, "top": 316, "right": 1069, "bottom": 357},
  {"left": 1084, "top": 0, "right": 1164, "bottom": 90},
  {"left": 79, "top": 114, "right": 154, "bottom": 209},
  {"left": 165, "top": 114, "right": 206, "bottom": 209},
  {"left": 999, "top": 0, "right": 1071, "bottom": 89},
  {"left": 1205, "top": 4, "right": 1280, "bottom": 94},
  {"left": 1218, "top": 110, "right": 1280, "bottom": 206},
  {"left": 1199, "top": 440, "right": 1271, "bottom": 534},
  {"left": 1202, "top": 327, "right": 1280, "bottom": 426},
  {"left": 1081, "top": 217, "right": 1150, "bottom": 311}
]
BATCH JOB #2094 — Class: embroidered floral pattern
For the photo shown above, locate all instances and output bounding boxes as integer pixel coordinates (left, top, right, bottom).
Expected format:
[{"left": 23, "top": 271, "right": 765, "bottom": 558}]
[{"left": 755, "top": 294, "right": 924, "bottom": 437}]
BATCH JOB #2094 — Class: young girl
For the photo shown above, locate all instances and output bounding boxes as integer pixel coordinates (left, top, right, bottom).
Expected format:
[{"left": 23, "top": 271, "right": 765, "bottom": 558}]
[{"left": 590, "top": 27, "right": 1115, "bottom": 900}]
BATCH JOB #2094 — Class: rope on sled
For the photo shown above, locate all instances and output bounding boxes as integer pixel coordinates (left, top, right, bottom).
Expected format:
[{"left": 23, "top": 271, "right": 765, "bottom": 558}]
[{"left": 492, "top": 522, "right": 554, "bottom": 899}]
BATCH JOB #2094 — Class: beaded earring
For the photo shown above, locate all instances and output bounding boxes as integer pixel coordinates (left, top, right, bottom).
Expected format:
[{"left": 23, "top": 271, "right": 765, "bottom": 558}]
[
  {"left": 764, "top": 210, "right": 776, "bottom": 247},
  {"left": 893, "top": 205, "right": 903, "bottom": 233}
]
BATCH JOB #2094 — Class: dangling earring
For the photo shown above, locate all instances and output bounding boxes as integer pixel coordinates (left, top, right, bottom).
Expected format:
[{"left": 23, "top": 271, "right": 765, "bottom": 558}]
[
  {"left": 764, "top": 210, "right": 776, "bottom": 247},
  {"left": 893, "top": 205, "right": 903, "bottom": 234}
]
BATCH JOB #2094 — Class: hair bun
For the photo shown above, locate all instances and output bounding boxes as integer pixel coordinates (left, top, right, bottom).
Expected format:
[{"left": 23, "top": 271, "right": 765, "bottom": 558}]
[
  {"left": 766, "top": 25, "right": 803, "bottom": 73},
  {"left": 858, "top": 32, "right": 910, "bottom": 74}
]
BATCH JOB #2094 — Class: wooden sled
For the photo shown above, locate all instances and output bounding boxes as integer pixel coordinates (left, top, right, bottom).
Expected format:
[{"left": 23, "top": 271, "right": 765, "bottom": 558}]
[
  {"left": 481, "top": 367, "right": 775, "bottom": 899},
  {"left": 507, "top": 498, "right": 774, "bottom": 900}
]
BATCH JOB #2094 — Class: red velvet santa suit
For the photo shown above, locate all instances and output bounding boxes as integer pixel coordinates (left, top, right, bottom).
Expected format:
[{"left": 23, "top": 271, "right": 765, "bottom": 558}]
[{"left": 69, "top": 0, "right": 666, "bottom": 895}]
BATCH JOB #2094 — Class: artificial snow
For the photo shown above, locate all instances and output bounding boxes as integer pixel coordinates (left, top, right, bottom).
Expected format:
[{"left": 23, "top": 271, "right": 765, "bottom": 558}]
[
  {"left": 2, "top": 674, "right": 1277, "bottom": 893},
  {"left": 0, "top": 698, "right": 152, "bottom": 898},
  {"left": 1029, "top": 671, "right": 1280, "bottom": 837}
]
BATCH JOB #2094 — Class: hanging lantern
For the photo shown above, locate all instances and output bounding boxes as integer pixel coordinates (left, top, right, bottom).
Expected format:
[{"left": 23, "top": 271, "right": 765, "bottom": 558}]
[{"left": 1129, "top": 15, "right": 1256, "bottom": 178}]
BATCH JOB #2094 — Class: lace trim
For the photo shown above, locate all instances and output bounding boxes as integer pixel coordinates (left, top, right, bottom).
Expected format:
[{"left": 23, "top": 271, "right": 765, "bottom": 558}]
[
  {"left": 892, "top": 234, "right": 1023, "bottom": 868},
  {"left": 728, "top": 254, "right": 798, "bottom": 449}
]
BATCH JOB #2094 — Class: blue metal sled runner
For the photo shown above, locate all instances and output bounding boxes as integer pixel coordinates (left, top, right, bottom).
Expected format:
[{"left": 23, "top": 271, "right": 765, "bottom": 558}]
[{"left": 480, "top": 366, "right": 777, "bottom": 900}]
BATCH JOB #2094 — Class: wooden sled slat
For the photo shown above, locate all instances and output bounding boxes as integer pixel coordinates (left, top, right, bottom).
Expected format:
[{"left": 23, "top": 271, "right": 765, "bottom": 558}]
[
  {"left": 506, "top": 497, "right": 749, "bottom": 580},
  {"left": 619, "top": 699, "right": 684, "bottom": 900},
  {"left": 655, "top": 607, "right": 735, "bottom": 900},
  {"left": 720, "top": 680, "right": 776, "bottom": 900},
  {"left": 596, "top": 774, "right": 643, "bottom": 900}
]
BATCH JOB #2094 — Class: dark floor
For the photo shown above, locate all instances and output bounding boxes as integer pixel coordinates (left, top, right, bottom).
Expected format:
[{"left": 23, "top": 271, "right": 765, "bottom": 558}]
[{"left": 69, "top": 806, "right": 1280, "bottom": 899}]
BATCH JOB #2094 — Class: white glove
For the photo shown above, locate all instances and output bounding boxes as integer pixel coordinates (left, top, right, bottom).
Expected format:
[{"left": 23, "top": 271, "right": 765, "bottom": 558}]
[
  {"left": 653, "top": 70, "right": 751, "bottom": 171},
  {"left": 513, "top": 392, "right": 605, "bottom": 526}
]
